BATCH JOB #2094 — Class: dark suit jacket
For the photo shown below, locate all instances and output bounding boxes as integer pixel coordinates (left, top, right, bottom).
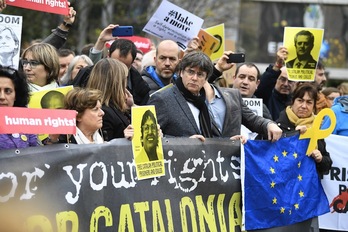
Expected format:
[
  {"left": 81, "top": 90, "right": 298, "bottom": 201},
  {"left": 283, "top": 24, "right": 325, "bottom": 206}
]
[
  {"left": 148, "top": 85, "right": 201, "bottom": 137},
  {"left": 128, "top": 66, "right": 150, "bottom": 105},
  {"left": 213, "top": 87, "right": 272, "bottom": 138},
  {"left": 286, "top": 55, "right": 317, "bottom": 69},
  {"left": 148, "top": 85, "right": 272, "bottom": 138}
]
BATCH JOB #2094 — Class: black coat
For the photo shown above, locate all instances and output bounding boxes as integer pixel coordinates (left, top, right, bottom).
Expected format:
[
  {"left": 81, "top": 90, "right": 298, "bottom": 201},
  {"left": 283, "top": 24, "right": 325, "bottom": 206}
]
[
  {"left": 276, "top": 110, "right": 332, "bottom": 176},
  {"left": 58, "top": 134, "right": 78, "bottom": 144},
  {"left": 254, "top": 65, "right": 292, "bottom": 121},
  {"left": 128, "top": 66, "right": 150, "bottom": 105},
  {"left": 101, "top": 104, "right": 130, "bottom": 141}
]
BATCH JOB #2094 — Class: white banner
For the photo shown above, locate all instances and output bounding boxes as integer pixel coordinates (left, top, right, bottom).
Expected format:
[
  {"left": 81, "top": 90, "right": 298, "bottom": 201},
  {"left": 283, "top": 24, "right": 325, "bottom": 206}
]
[
  {"left": 319, "top": 134, "right": 348, "bottom": 231},
  {"left": 142, "top": 0, "right": 203, "bottom": 50}
]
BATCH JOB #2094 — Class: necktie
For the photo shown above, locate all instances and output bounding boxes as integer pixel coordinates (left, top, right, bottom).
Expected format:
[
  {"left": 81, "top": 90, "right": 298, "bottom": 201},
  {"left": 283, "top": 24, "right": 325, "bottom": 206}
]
[{"left": 296, "top": 62, "right": 302, "bottom": 68}]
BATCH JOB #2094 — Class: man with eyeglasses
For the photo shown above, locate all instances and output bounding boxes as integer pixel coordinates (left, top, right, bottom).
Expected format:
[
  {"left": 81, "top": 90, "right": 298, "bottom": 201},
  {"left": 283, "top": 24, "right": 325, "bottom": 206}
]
[
  {"left": 148, "top": 51, "right": 283, "bottom": 142},
  {"left": 148, "top": 51, "right": 213, "bottom": 139},
  {"left": 142, "top": 38, "right": 225, "bottom": 96}
]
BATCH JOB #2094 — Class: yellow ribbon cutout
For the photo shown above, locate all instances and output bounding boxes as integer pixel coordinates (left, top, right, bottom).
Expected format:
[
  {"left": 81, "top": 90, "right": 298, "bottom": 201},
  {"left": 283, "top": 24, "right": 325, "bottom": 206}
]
[{"left": 299, "top": 108, "right": 336, "bottom": 155}]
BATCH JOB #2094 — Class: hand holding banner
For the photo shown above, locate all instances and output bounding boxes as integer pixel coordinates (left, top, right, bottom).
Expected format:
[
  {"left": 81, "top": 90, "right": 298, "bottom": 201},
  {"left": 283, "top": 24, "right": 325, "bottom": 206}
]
[
  {"left": 0, "top": 107, "right": 76, "bottom": 135},
  {"left": 7, "top": 0, "right": 69, "bottom": 15}
]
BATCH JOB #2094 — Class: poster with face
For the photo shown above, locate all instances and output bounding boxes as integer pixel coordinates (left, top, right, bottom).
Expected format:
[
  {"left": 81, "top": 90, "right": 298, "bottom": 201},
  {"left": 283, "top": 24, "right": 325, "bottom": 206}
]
[
  {"left": 283, "top": 27, "right": 324, "bottom": 82},
  {"left": 131, "top": 105, "right": 165, "bottom": 180},
  {"left": 0, "top": 14, "right": 22, "bottom": 70}
]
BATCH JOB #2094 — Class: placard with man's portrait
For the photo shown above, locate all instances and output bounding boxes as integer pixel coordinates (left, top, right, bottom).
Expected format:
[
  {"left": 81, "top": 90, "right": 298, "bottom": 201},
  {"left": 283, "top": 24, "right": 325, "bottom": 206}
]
[{"left": 283, "top": 27, "right": 324, "bottom": 82}]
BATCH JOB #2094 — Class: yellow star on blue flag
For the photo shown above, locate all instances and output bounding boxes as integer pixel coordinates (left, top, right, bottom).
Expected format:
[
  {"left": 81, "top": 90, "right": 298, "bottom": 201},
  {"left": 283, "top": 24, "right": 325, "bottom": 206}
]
[{"left": 243, "top": 134, "right": 329, "bottom": 230}]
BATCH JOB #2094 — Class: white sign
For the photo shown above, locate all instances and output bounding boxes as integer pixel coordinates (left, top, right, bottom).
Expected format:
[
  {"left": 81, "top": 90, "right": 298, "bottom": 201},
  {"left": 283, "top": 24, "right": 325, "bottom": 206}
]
[
  {"left": 241, "top": 98, "right": 263, "bottom": 140},
  {"left": 142, "top": 0, "right": 204, "bottom": 50},
  {"left": 242, "top": 98, "right": 263, "bottom": 117},
  {"left": 319, "top": 134, "right": 348, "bottom": 231},
  {"left": 0, "top": 14, "right": 22, "bottom": 70}
]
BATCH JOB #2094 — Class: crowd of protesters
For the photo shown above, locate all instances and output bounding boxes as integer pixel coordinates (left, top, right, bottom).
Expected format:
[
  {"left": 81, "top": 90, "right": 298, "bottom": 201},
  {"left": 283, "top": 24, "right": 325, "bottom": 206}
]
[{"left": 2, "top": 1, "right": 348, "bottom": 231}]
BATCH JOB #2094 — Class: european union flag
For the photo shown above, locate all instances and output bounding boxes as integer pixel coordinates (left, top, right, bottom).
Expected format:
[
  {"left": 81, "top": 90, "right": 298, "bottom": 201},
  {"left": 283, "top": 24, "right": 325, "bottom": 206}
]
[{"left": 243, "top": 134, "right": 329, "bottom": 230}]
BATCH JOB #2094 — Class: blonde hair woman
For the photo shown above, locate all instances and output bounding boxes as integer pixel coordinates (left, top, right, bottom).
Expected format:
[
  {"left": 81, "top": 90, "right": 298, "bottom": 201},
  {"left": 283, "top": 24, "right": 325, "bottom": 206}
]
[
  {"left": 86, "top": 58, "right": 132, "bottom": 141},
  {"left": 21, "top": 43, "right": 60, "bottom": 92}
]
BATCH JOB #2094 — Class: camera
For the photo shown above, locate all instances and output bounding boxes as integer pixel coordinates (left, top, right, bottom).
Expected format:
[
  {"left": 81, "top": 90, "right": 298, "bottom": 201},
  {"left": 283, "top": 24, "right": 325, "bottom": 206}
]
[
  {"left": 112, "top": 26, "right": 134, "bottom": 37},
  {"left": 227, "top": 53, "right": 245, "bottom": 63}
]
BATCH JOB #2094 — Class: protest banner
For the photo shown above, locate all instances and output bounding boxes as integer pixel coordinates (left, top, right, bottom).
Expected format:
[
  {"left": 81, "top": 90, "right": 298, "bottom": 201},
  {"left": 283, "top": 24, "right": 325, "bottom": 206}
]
[
  {"left": 205, "top": 23, "right": 225, "bottom": 62},
  {"left": 0, "top": 138, "right": 242, "bottom": 231},
  {"left": 319, "top": 134, "right": 348, "bottom": 231},
  {"left": 7, "top": 0, "right": 69, "bottom": 15},
  {"left": 2, "top": 135, "right": 345, "bottom": 231},
  {"left": 197, "top": 29, "right": 219, "bottom": 57},
  {"left": 143, "top": 0, "right": 203, "bottom": 50},
  {"left": 0, "top": 107, "right": 76, "bottom": 135},
  {"left": 0, "top": 14, "right": 22, "bottom": 70},
  {"left": 27, "top": 86, "right": 75, "bottom": 140},
  {"left": 131, "top": 105, "right": 165, "bottom": 180},
  {"left": 283, "top": 27, "right": 324, "bottom": 82}
]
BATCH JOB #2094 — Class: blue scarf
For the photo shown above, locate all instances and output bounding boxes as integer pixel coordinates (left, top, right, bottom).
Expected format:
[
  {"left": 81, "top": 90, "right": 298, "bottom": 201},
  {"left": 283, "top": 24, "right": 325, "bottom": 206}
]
[{"left": 146, "top": 66, "right": 177, "bottom": 88}]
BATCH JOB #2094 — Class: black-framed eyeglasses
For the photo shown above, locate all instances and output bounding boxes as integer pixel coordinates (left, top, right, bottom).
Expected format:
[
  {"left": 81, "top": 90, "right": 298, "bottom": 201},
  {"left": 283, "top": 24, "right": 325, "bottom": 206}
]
[
  {"left": 184, "top": 68, "right": 206, "bottom": 79},
  {"left": 21, "top": 59, "right": 42, "bottom": 68},
  {"left": 278, "top": 76, "right": 294, "bottom": 84}
]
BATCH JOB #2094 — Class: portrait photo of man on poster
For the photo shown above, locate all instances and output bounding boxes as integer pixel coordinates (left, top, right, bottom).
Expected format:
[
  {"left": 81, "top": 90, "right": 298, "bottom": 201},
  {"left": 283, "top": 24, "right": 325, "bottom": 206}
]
[
  {"left": 284, "top": 27, "right": 324, "bottom": 81},
  {"left": 286, "top": 30, "right": 318, "bottom": 69}
]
